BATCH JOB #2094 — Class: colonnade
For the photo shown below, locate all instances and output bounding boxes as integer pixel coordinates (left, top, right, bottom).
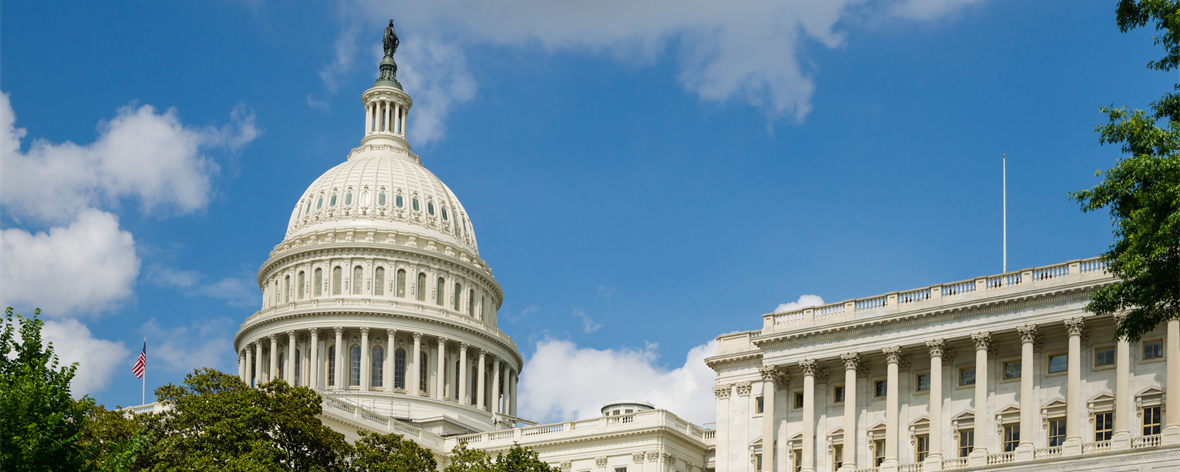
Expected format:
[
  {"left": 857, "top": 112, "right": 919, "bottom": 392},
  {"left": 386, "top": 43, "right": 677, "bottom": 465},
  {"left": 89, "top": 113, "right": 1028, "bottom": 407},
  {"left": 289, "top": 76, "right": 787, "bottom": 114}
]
[
  {"left": 237, "top": 326, "right": 519, "bottom": 417},
  {"left": 365, "top": 96, "right": 406, "bottom": 137},
  {"left": 750, "top": 318, "right": 1179, "bottom": 472}
]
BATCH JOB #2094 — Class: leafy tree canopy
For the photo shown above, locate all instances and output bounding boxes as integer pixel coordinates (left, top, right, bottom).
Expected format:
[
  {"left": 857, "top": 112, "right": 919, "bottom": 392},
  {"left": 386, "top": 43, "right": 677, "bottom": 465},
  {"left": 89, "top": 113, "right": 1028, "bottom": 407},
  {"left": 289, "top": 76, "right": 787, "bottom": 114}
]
[
  {"left": 351, "top": 431, "right": 438, "bottom": 472},
  {"left": 1073, "top": 0, "right": 1180, "bottom": 340},
  {"left": 446, "top": 443, "right": 558, "bottom": 472}
]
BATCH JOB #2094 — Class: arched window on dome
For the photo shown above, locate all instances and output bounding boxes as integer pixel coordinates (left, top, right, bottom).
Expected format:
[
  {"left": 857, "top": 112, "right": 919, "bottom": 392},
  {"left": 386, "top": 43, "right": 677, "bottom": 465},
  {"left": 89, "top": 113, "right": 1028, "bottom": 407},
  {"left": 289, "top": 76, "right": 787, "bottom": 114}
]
[
  {"left": 330, "top": 195, "right": 337, "bottom": 208},
  {"left": 350, "top": 345, "right": 361, "bottom": 386},
  {"left": 374, "top": 267, "right": 385, "bottom": 296},
  {"left": 304, "top": 201, "right": 311, "bottom": 215},
  {"left": 470, "top": 365, "right": 479, "bottom": 405},
  {"left": 294, "top": 349, "right": 301, "bottom": 386},
  {"left": 436, "top": 277, "right": 445, "bottom": 306},
  {"left": 361, "top": 190, "right": 370, "bottom": 207},
  {"left": 467, "top": 289, "right": 474, "bottom": 316},
  {"left": 332, "top": 267, "right": 342, "bottom": 295},
  {"left": 371, "top": 346, "right": 384, "bottom": 388},
  {"left": 396, "top": 195, "right": 404, "bottom": 208},
  {"left": 273, "top": 280, "right": 279, "bottom": 307},
  {"left": 314, "top": 268, "right": 323, "bottom": 297},
  {"left": 352, "top": 266, "right": 363, "bottom": 295},
  {"left": 454, "top": 360, "right": 461, "bottom": 402},
  {"left": 419, "top": 351, "right": 429, "bottom": 393},
  {"left": 378, "top": 192, "right": 386, "bottom": 207},
  {"left": 327, "top": 345, "right": 336, "bottom": 387},
  {"left": 297, "top": 271, "right": 305, "bottom": 300},
  {"left": 396, "top": 269, "right": 406, "bottom": 298},
  {"left": 284, "top": 275, "right": 290, "bottom": 304},
  {"left": 317, "top": 197, "right": 323, "bottom": 210},
  {"left": 412, "top": 198, "right": 420, "bottom": 212},
  {"left": 453, "top": 283, "right": 461, "bottom": 311},
  {"left": 416, "top": 273, "right": 426, "bottom": 301},
  {"left": 345, "top": 193, "right": 353, "bottom": 207},
  {"left": 442, "top": 207, "right": 448, "bottom": 221},
  {"left": 427, "top": 202, "right": 435, "bottom": 216},
  {"left": 394, "top": 348, "right": 407, "bottom": 389}
]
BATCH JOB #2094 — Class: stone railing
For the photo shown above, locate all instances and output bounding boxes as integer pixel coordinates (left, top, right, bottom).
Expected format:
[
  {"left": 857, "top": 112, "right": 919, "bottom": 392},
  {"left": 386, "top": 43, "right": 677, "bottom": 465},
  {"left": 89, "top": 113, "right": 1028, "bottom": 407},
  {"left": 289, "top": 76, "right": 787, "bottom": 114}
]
[
  {"left": 1082, "top": 440, "right": 1111, "bottom": 455},
  {"left": 987, "top": 451, "right": 1014, "bottom": 465},
  {"left": 853, "top": 467, "right": 878, "bottom": 472},
  {"left": 898, "top": 464, "right": 922, "bottom": 472},
  {"left": 1133, "top": 435, "right": 1162, "bottom": 449},
  {"left": 763, "top": 257, "right": 1110, "bottom": 334},
  {"left": 941, "top": 458, "right": 968, "bottom": 470},
  {"left": 122, "top": 402, "right": 169, "bottom": 415},
  {"left": 320, "top": 393, "right": 444, "bottom": 450},
  {"left": 443, "top": 409, "right": 707, "bottom": 450},
  {"left": 1033, "top": 446, "right": 1062, "bottom": 459}
]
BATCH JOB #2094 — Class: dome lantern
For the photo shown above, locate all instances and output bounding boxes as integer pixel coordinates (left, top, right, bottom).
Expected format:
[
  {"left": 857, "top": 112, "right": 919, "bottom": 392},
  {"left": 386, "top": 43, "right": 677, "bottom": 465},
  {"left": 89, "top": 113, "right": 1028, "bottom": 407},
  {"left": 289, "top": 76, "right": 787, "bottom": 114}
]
[{"left": 360, "top": 22, "right": 412, "bottom": 152}]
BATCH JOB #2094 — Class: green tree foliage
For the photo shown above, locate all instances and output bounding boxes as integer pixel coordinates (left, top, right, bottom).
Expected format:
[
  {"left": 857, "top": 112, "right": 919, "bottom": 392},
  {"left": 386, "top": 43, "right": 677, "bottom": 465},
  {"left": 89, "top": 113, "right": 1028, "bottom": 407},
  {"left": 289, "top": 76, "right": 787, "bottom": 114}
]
[
  {"left": 0, "top": 307, "right": 93, "bottom": 471},
  {"left": 78, "top": 403, "right": 150, "bottom": 472},
  {"left": 446, "top": 443, "right": 559, "bottom": 472},
  {"left": 350, "top": 431, "right": 437, "bottom": 472},
  {"left": 1073, "top": 0, "right": 1180, "bottom": 341}
]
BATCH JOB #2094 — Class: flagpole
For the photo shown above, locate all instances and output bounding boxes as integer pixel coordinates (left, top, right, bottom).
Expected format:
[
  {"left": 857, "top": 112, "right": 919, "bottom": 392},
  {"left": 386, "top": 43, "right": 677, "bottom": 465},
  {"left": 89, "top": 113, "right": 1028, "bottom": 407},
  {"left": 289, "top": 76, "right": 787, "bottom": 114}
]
[
  {"left": 1003, "top": 154, "right": 1007, "bottom": 273},
  {"left": 142, "top": 337, "right": 146, "bottom": 405}
]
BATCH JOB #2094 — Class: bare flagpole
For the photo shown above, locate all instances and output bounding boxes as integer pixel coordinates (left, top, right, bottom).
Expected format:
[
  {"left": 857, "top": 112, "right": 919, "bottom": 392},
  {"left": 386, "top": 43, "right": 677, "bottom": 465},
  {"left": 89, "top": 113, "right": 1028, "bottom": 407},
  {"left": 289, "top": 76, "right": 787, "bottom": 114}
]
[{"left": 1003, "top": 154, "right": 1007, "bottom": 273}]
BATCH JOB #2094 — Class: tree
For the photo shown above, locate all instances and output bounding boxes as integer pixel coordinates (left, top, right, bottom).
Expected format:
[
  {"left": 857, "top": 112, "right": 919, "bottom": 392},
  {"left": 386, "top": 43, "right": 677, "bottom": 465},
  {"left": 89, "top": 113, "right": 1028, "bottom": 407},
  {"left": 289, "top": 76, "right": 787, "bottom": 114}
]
[
  {"left": 77, "top": 402, "right": 150, "bottom": 472},
  {"left": 350, "top": 432, "right": 437, "bottom": 472},
  {"left": 446, "top": 443, "right": 558, "bottom": 472},
  {"left": 141, "top": 368, "right": 352, "bottom": 471},
  {"left": 0, "top": 307, "right": 93, "bottom": 471},
  {"left": 1073, "top": 0, "right": 1180, "bottom": 341}
]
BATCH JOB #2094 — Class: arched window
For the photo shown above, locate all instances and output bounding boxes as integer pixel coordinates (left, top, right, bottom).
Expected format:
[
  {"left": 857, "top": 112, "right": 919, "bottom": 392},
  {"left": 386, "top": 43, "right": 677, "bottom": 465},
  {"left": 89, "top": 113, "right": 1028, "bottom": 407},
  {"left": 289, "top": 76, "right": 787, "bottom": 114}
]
[
  {"left": 471, "top": 365, "right": 479, "bottom": 405},
  {"left": 396, "top": 195, "right": 404, "bottom": 208},
  {"left": 428, "top": 202, "right": 435, "bottom": 215},
  {"left": 316, "top": 197, "right": 323, "bottom": 210},
  {"left": 327, "top": 346, "right": 336, "bottom": 387},
  {"left": 453, "top": 283, "right": 461, "bottom": 310},
  {"left": 416, "top": 273, "right": 426, "bottom": 301},
  {"left": 352, "top": 266, "right": 363, "bottom": 295},
  {"left": 396, "top": 269, "right": 406, "bottom": 298},
  {"left": 374, "top": 267, "right": 385, "bottom": 296},
  {"left": 442, "top": 207, "right": 449, "bottom": 221},
  {"left": 314, "top": 268, "right": 323, "bottom": 297},
  {"left": 436, "top": 277, "right": 445, "bottom": 306},
  {"left": 394, "top": 348, "right": 407, "bottom": 389},
  {"left": 379, "top": 193, "right": 387, "bottom": 206},
  {"left": 332, "top": 267, "right": 342, "bottom": 295},
  {"left": 278, "top": 351, "right": 285, "bottom": 380},
  {"left": 412, "top": 198, "right": 420, "bottom": 211},
  {"left": 284, "top": 276, "right": 290, "bottom": 304},
  {"left": 350, "top": 346, "right": 361, "bottom": 386},
  {"left": 372, "top": 346, "right": 384, "bottom": 388},
  {"left": 467, "top": 289, "right": 474, "bottom": 316},
  {"left": 345, "top": 193, "right": 353, "bottom": 206},
  {"left": 330, "top": 194, "right": 337, "bottom": 208},
  {"left": 273, "top": 280, "right": 279, "bottom": 307},
  {"left": 297, "top": 271, "right": 305, "bottom": 300},
  {"left": 294, "top": 349, "right": 301, "bottom": 386},
  {"left": 454, "top": 361, "right": 461, "bottom": 401},
  {"left": 419, "top": 351, "right": 429, "bottom": 393}
]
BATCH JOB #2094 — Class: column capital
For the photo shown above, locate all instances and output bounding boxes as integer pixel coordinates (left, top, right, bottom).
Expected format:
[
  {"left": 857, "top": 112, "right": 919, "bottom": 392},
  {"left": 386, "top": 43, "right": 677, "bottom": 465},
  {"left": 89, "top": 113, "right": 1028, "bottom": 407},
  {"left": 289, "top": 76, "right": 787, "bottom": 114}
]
[
  {"left": 437, "top": 337, "right": 448, "bottom": 346},
  {"left": 268, "top": 333, "right": 279, "bottom": 343},
  {"left": 1113, "top": 312, "right": 1128, "bottom": 329},
  {"left": 713, "top": 383, "right": 732, "bottom": 399},
  {"left": 459, "top": 342, "right": 469, "bottom": 352},
  {"left": 333, "top": 326, "right": 344, "bottom": 336},
  {"left": 883, "top": 346, "right": 902, "bottom": 364},
  {"left": 799, "top": 358, "right": 819, "bottom": 376},
  {"left": 387, "top": 329, "right": 396, "bottom": 338},
  {"left": 478, "top": 350, "right": 487, "bottom": 360},
  {"left": 841, "top": 352, "right": 860, "bottom": 370},
  {"left": 412, "top": 331, "right": 423, "bottom": 341},
  {"left": 286, "top": 330, "right": 296, "bottom": 338},
  {"left": 360, "top": 327, "right": 370, "bottom": 336},
  {"left": 1064, "top": 317, "right": 1086, "bottom": 337},
  {"left": 926, "top": 339, "right": 946, "bottom": 357},
  {"left": 759, "top": 365, "right": 790, "bottom": 388},
  {"left": 1017, "top": 325, "right": 1038, "bottom": 343},
  {"left": 971, "top": 331, "right": 992, "bottom": 350},
  {"left": 309, "top": 327, "right": 319, "bottom": 336},
  {"left": 734, "top": 381, "right": 753, "bottom": 396}
]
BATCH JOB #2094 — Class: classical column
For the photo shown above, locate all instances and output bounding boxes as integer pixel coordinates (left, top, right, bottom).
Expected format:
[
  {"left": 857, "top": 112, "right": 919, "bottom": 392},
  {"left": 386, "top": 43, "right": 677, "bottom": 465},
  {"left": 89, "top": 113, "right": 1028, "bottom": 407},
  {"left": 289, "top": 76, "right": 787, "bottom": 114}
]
[
  {"left": 758, "top": 365, "right": 780, "bottom": 472},
  {"left": 286, "top": 331, "right": 296, "bottom": 384},
  {"left": 510, "top": 370, "right": 518, "bottom": 416},
  {"left": 334, "top": 327, "right": 344, "bottom": 390},
  {"left": 925, "top": 340, "right": 945, "bottom": 470},
  {"left": 1013, "top": 325, "right": 1036, "bottom": 460},
  {"left": 492, "top": 359, "right": 502, "bottom": 414},
  {"left": 714, "top": 384, "right": 732, "bottom": 472},
  {"left": 254, "top": 341, "right": 263, "bottom": 387},
  {"left": 477, "top": 350, "right": 488, "bottom": 410},
  {"left": 364, "top": 102, "right": 371, "bottom": 134},
  {"left": 412, "top": 333, "right": 422, "bottom": 395},
  {"left": 1112, "top": 314, "right": 1132, "bottom": 450},
  {"left": 1063, "top": 318, "right": 1085, "bottom": 456},
  {"left": 238, "top": 351, "right": 245, "bottom": 382},
  {"left": 840, "top": 353, "right": 859, "bottom": 472},
  {"left": 459, "top": 343, "right": 469, "bottom": 405},
  {"left": 309, "top": 328, "right": 319, "bottom": 389},
  {"left": 360, "top": 327, "right": 370, "bottom": 391},
  {"left": 881, "top": 347, "right": 901, "bottom": 472},
  {"left": 245, "top": 345, "right": 254, "bottom": 387},
  {"left": 1165, "top": 319, "right": 1180, "bottom": 445},
  {"left": 503, "top": 365, "right": 512, "bottom": 415},
  {"left": 799, "top": 359, "right": 818, "bottom": 472},
  {"left": 968, "top": 332, "right": 991, "bottom": 466},
  {"left": 386, "top": 329, "right": 395, "bottom": 392},
  {"left": 436, "top": 338, "right": 447, "bottom": 400},
  {"left": 269, "top": 335, "right": 279, "bottom": 384}
]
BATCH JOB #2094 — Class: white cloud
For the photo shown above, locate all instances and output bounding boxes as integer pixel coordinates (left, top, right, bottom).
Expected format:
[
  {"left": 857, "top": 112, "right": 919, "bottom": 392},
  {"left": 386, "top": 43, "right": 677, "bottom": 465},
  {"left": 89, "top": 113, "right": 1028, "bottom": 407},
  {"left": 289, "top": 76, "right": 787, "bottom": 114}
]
[
  {"left": 140, "top": 317, "right": 236, "bottom": 374},
  {"left": 148, "top": 265, "right": 259, "bottom": 307},
  {"left": 573, "top": 309, "right": 603, "bottom": 334},
  {"left": 41, "top": 318, "right": 130, "bottom": 397},
  {"left": 519, "top": 339, "right": 717, "bottom": 425},
  {"left": 319, "top": 0, "right": 986, "bottom": 143},
  {"left": 0, "top": 209, "right": 140, "bottom": 316},
  {"left": 774, "top": 294, "right": 825, "bottom": 313},
  {"left": 0, "top": 92, "right": 258, "bottom": 223}
]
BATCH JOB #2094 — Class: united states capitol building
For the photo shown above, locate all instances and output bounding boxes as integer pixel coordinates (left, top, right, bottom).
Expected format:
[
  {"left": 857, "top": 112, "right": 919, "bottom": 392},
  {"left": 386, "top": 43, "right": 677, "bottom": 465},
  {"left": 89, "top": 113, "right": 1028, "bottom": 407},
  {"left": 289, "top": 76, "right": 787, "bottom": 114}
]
[{"left": 147, "top": 29, "right": 1180, "bottom": 472}]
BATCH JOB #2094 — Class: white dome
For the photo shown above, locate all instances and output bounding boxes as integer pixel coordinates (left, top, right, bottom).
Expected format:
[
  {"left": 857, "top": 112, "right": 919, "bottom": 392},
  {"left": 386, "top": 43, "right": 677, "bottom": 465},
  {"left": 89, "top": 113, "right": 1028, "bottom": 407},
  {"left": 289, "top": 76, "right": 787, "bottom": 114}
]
[{"left": 284, "top": 145, "right": 478, "bottom": 254}]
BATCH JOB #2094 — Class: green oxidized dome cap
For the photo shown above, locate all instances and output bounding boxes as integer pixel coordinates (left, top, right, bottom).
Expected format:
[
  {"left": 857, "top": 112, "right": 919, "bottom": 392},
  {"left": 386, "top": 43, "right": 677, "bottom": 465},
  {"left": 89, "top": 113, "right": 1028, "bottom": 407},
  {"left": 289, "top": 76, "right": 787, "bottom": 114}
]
[{"left": 373, "top": 56, "right": 402, "bottom": 89}]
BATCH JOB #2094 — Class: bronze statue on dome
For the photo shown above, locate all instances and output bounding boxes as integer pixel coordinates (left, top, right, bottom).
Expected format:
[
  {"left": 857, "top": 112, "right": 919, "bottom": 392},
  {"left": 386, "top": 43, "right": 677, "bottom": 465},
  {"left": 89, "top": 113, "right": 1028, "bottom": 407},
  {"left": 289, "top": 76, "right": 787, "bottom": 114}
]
[{"left": 383, "top": 20, "right": 399, "bottom": 58}]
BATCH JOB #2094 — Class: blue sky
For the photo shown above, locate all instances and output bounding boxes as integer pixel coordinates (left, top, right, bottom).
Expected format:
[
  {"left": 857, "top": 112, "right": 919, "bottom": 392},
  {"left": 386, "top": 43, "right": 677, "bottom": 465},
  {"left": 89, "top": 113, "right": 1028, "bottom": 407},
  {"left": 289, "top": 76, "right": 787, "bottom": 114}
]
[{"left": 0, "top": 0, "right": 1167, "bottom": 423}]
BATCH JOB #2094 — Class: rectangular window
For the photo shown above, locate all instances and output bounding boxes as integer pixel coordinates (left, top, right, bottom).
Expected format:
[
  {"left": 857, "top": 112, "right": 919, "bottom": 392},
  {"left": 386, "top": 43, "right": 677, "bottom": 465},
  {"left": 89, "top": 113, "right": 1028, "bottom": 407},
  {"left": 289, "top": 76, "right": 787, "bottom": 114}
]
[
  {"left": 755, "top": 454, "right": 762, "bottom": 472},
  {"left": 755, "top": 396, "right": 764, "bottom": 414},
  {"left": 833, "top": 385, "right": 845, "bottom": 403},
  {"left": 959, "top": 367, "right": 976, "bottom": 386},
  {"left": 874, "top": 440, "right": 885, "bottom": 466},
  {"left": 915, "top": 434, "right": 930, "bottom": 462},
  {"left": 1003, "top": 361, "right": 1021, "bottom": 380},
  {"left": 958, "top": 429, "right": 974, "bottom": 458},
  {"left": 1094, "top": 412, "right": 1113, "bottom": 441},
  {"left": 916, "top": 374, "right": 930, "bottom": 392},
  {"left": 794, "top": 392, "right": 805, "bottom": 409},
  {"left": 1094, "top": 347, "right": 1115, "bottom": 367},
  {"left": 1143, "top": 406, "right": 1162, "bottom": 436},
  {"left": 1049, "top": 354, "right": 1068, "bottom": 373},
  {"left": 1144, "top": 340, "right": 1164, "bottom": 360},
  {"left": 615, "top": 468, "right": 627, "bottom": 472},
  {"left": 874, "top": 380, "right": 887, "bottom": 398},
  {"left": 1048, "top": 419, "right": 1066, "bottom": 447},
  {"left": 792, "top": 450, "right": 802, "bottom": 472},
  {"left": 832, "top": 444, "right": 843, "bottom": 471},
  {"left": 1002, "top": 424, "right": 1020, "bottom": 452}
]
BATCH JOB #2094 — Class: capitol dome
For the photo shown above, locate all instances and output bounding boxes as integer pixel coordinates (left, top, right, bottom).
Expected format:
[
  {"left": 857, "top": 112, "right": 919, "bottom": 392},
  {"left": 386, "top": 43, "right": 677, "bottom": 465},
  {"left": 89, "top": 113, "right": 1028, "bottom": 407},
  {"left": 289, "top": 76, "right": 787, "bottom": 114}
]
[{"left": 234, "top": 36, "right": 522, "bottom": 438}]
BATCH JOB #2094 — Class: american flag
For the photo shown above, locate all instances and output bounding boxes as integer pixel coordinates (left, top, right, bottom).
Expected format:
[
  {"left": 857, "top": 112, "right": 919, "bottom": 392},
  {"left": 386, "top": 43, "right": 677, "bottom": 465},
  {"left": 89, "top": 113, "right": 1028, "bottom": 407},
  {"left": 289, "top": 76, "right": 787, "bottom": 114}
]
[{"left": 132, "top": 341, "right": 146, "bottom": 379}]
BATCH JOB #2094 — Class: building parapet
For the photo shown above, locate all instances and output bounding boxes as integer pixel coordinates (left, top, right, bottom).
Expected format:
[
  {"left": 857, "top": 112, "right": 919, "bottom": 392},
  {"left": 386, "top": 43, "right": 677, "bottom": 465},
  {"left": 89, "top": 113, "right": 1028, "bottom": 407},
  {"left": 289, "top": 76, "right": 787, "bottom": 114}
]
[{"left": 443, "top": 409, "right": 709, "bottom": 451}]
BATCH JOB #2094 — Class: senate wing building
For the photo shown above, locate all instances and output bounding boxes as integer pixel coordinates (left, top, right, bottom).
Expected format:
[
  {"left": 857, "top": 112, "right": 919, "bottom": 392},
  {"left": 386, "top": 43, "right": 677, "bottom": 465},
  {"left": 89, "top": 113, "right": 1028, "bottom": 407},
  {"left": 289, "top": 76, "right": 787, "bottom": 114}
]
[{"left": 127, "top": 26, "right": 1180, "bottom": 472}]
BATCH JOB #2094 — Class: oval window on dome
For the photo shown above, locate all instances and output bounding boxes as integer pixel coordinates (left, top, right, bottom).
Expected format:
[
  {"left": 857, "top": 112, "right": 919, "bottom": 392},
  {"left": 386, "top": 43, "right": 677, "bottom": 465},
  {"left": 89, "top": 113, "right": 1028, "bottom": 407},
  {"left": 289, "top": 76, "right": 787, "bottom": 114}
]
[
  {"left": 396, "top": 195, "right": 404, "bottom": 208},
  {"left": 427, "top": 202, "right": 435, "bottom": 216},
  {"left": 378, "top": 193, "right": 386, "bottom": 206},
  {"left": 316, "top": 197, "right": 323, "bottom": 210},
  {"left": 345, "top": 193, "right": 353, "bottom": 206},
  {"left": 412, "top": 198, "right": 419, "bottom": 211}
]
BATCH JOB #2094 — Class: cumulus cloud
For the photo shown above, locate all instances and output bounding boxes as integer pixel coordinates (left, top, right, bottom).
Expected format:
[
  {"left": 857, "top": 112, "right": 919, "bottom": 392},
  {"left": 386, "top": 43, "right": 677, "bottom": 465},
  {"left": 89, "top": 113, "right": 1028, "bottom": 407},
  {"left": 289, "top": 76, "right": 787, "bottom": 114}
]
[
  {"left": 0, "top": 210, "right": 140, "bottom": 316},
  {"left": 519, "top": 339, "right": 717, "bottom": 425},
  {"left": 318, "top": 0, "right": 986, "bottom": 143},
  {"left": 0, "top": 92, "right": 258, "bottom": 223},
  {"left": 41, "top": 318, "right": 131, "bottom": 397},
  {"left": 774, "top": 294, "right": 825, "bottom": 313},
  {"left": 148, "top": 265, "right": 259, "bottom": 307},
  {"left": 140, "top": 317, "right": 237, "bottom": 374}
]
